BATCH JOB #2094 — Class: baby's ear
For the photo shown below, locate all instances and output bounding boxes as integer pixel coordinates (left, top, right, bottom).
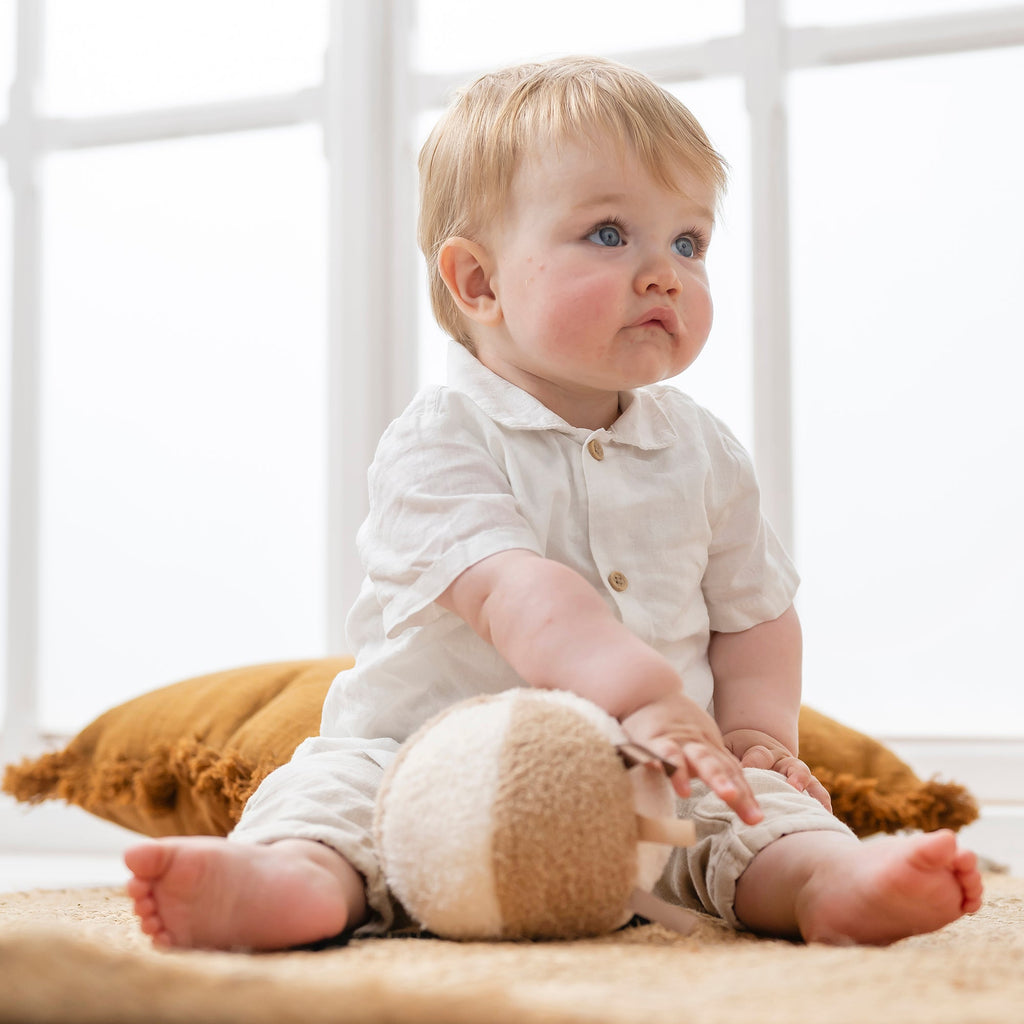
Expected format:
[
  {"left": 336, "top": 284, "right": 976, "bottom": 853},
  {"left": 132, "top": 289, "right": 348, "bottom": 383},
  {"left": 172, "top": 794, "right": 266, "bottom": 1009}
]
[{"left": 438, "top": 237, "right": 501, "bottom": 326}]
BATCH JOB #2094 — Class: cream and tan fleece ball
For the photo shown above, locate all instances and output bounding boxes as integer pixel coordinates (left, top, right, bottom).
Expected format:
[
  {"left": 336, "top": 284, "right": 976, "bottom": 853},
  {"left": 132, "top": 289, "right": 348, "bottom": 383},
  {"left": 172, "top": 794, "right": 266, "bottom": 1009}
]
[{"left": 374, "top": 688, "right": 686, "bottom": 941}]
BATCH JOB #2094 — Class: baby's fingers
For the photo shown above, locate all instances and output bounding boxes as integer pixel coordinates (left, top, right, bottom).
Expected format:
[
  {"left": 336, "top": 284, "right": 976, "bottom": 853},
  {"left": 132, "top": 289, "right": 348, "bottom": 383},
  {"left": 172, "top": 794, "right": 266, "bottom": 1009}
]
[
  {"left": 638, "top": 738, "right": 692, "bottom": 798},
  {"left": 778, "top": 757, "right": 833, "bottom": 812},
  {"left": 804, "top": 774, "right": 832, "bottom": 811},
  {"left": 778, "top": 756, "right": 812, "bottom": 789},
  {"left": 682, "top": 743, "right": 763, "bottom": 825},
  {"left": 739, "top": 745, "right": 776, "bottom": 771}
]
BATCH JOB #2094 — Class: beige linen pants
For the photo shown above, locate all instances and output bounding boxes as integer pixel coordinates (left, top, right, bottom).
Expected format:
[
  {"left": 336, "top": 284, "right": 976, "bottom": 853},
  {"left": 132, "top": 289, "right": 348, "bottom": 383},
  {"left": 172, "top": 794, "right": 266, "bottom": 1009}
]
[{"left": 231, "top": 745, "right": 852, "bottom": 935}]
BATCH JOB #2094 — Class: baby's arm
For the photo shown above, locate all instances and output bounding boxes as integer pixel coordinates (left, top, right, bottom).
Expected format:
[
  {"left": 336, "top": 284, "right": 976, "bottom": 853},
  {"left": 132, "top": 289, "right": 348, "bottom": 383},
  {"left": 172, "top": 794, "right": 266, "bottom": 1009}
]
[
  {"left": 438, "top": 548, "right": 763, "bottom": 824},
  {"left": 710, "top": 605, "right": 830, "bottom": 809}
]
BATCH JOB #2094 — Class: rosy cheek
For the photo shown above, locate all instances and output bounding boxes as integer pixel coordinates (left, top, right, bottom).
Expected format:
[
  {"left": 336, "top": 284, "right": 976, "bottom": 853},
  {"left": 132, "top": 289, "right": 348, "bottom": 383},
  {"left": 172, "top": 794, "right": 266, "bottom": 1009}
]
[
  {"left": 548, "top": 289, "right": 611, "bottom": 342},
  {"left": 563, "top": 271, "right": 618, "bottom": 312},
  {"left": 684, "top": 278, "right": 714, "bottom": 332}
]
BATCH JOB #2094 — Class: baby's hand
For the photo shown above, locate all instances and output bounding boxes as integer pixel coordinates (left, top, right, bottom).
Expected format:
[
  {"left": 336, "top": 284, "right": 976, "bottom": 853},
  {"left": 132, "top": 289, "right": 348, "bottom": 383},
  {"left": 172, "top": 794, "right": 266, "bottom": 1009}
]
[
  {"left": 621, "top": 694, "right": 763, "bottom": 825},
  {"left": 722, "top": 728, "right": 832, "bottom": 811}
]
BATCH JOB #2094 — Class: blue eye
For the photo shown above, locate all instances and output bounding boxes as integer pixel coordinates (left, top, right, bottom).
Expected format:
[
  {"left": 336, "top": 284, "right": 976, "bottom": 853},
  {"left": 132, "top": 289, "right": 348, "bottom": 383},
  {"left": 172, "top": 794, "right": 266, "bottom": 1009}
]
[
  {"left": 673, "top": 236, "right": 695, "bottom": 258},
  {"left": 588, "top": 224, "right": 623, "bottom": 247}
]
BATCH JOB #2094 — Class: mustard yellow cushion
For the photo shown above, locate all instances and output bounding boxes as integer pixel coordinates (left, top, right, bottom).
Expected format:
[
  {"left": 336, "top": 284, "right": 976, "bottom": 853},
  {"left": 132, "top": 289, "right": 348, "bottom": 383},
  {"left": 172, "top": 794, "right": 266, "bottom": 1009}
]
[
  {"left": 797, "top": 706, "right": 978, "bottom": 837},
  {"left": 3, "top": 658, "right": 977, "bottom": 839},
  {"left": 2, "top": 659, "right": 352, "bottom": 836}
]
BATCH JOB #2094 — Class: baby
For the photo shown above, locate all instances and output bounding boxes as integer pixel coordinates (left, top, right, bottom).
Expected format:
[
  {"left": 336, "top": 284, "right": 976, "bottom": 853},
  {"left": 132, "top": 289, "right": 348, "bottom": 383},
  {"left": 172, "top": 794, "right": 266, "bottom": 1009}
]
[{"left": 126, "top": 56, "right": 982, "bottom": 950}]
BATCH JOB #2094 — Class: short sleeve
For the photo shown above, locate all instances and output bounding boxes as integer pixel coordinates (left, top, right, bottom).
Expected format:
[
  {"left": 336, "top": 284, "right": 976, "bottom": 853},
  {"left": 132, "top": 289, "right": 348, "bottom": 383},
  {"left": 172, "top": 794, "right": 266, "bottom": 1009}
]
[
  {"left": 358, "top": 390, "right": 543, "bottom": 638},
  {"left": 698, "top": 411, "right": 799, "bottom": 632}
]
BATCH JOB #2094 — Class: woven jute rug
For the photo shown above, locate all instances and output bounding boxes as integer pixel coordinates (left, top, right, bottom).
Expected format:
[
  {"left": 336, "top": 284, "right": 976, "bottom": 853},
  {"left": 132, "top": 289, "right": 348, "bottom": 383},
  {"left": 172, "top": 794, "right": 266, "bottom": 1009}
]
[{"left": 1, "top": 874, "right": 1022, "bottom": 1024}]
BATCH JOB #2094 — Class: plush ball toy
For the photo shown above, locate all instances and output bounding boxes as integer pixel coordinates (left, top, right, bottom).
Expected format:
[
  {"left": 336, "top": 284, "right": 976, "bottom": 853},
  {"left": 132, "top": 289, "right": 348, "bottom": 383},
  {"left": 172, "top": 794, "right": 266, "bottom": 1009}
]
[{"left": 374, "top": 688, "right": 698, "bottom": 940}]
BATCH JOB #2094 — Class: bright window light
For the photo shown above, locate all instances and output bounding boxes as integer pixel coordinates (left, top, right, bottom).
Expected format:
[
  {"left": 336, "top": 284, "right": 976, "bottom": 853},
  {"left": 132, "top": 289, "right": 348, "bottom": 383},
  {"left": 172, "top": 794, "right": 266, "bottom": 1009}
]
[
  {"left": 413, "top": 0, "right": 742, "bottom": 73},
  {"left": 0, "top": 3, "right": 13, "bottom": 120},
  {"left": 785, "top": 0, "right": 1020, "bottom": 24},
  {"left": 0, "top": 184, "right": 9, "bottom": 733},
  {"left": 42, "top": 0, "right": 327, "bottom": 116},
  {"left": 38, "top": 127, "right": 328, "bottom": 732},
  {"left": 790, "top": 46, "right": 1024, "bottom": 737}
]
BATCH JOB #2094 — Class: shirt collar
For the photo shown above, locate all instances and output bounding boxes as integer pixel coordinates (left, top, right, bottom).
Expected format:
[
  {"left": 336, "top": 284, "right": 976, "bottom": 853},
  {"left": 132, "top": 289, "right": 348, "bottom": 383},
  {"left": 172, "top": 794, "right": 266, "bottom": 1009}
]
[{"left": 445, "top": 340, "right": 678, "bottom": 451}]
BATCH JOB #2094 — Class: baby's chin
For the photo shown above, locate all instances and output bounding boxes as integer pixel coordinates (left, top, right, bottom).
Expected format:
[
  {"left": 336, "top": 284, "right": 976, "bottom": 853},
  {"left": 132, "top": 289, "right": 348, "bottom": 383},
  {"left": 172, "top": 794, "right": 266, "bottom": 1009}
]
[{"left": 619, "top": 341, "right": 704, "bottom": 387}]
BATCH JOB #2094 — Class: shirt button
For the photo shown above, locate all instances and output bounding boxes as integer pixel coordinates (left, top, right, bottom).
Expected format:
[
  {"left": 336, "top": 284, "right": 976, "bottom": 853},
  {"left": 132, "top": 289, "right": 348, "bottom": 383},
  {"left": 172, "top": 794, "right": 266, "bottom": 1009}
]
[
  {"left": 607, "top": 570, "right": 629, "bottom": 592},
  {"left": 587, "top": 439, "right": 605, "bottom": 461}
]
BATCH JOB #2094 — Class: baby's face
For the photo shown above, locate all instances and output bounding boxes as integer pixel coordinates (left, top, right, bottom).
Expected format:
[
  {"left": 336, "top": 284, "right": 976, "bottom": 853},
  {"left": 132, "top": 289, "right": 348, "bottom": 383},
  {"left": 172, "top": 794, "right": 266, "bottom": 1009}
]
[{"left": 474, "top": 134, "right": 716, "bottom": 429}]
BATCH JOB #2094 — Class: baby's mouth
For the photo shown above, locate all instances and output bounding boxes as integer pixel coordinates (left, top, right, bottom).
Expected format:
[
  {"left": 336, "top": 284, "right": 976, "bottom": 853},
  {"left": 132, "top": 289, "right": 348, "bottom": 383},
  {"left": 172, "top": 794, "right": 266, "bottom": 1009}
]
[{"left": 630, "top": 308, "right": 678, "bottom": 335}]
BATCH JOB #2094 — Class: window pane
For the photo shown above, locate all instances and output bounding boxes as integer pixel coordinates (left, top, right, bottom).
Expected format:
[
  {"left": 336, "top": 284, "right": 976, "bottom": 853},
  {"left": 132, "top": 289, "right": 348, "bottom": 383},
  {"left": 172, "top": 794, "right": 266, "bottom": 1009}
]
[
  {"left": 0, "top": 1, "right": 13, "bottom": 120},
  {"left": 414, "top": 0, "right": 742, "bottom": 73},
  {"left": 0, "top": 181, "right": 10, "bottom": 730},
  {"left": 43, "top": 0, "right": 327, "bottom": 116},
  {"left": 786, "top": 0, "right": 1021, "bottom": 24},
  {"left": 790, "top": 48, "right": 1024, "bottom": 737},
  {"left": 40, "top": 127, "right": 327, "bottom": 732}
]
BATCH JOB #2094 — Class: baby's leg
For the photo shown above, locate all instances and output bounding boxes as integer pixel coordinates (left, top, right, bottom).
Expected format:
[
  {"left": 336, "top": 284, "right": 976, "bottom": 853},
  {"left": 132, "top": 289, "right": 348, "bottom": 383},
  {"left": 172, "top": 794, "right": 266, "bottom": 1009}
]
[
  {"left": 124, "top": 836, "right": 366, "bottom": 950},
  {"left": 734, "top": 828, "right": 983, "bottom": 945}
]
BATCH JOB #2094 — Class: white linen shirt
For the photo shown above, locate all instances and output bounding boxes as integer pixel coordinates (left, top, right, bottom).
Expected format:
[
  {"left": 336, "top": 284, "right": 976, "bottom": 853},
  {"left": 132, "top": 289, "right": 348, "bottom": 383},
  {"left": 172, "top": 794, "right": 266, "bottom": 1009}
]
[{"left": 323, "top": 341, "right": 798, "bottom": 748}]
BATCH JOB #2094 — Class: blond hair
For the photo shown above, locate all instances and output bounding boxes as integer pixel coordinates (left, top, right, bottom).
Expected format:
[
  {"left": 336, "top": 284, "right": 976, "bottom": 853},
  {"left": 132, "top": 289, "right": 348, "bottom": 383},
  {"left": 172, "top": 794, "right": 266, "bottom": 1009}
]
[{"left": 417, "top": 56, "right": 728, "bottom": 348}]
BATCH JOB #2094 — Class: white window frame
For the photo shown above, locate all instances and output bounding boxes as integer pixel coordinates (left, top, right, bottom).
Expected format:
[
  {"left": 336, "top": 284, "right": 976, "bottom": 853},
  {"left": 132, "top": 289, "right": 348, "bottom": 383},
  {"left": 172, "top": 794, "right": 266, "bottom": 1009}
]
[{"left": 3, "top": 0, "right": 1023, "bottom": 858}]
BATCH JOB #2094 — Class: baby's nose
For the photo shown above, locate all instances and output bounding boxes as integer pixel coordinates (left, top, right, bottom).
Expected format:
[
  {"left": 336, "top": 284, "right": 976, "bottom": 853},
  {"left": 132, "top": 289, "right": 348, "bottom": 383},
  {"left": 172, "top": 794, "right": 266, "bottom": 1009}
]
[{"left": 635, "top": 252, "right": 681, "bottom": 293}]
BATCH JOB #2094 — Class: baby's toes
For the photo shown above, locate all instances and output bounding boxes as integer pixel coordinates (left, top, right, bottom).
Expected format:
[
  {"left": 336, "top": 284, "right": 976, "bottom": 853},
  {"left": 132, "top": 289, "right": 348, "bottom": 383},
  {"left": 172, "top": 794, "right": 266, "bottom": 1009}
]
[{"left": 956, "top": 860, "right": 984, "bottom": 913}]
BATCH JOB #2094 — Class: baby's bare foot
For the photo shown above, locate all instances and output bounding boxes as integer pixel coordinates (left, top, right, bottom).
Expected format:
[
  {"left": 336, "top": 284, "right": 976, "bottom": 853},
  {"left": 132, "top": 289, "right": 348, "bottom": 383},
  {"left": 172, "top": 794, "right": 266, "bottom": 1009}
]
[
  {"left": 796, "top": 829, "right": 983, "bottom": 945},
  {"left": 124, "top": 837, "right": 365, "bottom": 950}
]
